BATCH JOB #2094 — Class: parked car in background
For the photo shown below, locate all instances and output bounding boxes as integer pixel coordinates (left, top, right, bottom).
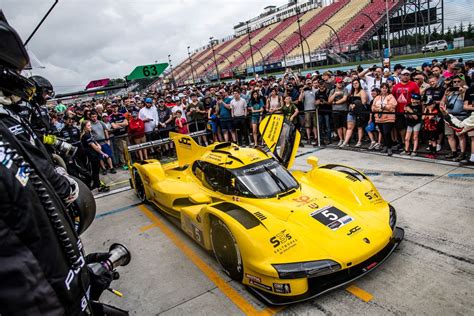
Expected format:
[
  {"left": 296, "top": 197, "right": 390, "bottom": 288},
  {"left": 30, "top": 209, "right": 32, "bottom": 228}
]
[{"left": 422, "top": 40, "right": 448, "bottom": 53}]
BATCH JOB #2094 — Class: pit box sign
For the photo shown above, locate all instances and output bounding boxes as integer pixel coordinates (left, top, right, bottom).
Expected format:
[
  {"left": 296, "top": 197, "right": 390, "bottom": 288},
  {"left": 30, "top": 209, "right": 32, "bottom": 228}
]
[
  {"left": 85, "top": 78, "right": 110, "bottom": 90},
  {"left": 127, "top": 63, "right": 168, "bottom": 81}
]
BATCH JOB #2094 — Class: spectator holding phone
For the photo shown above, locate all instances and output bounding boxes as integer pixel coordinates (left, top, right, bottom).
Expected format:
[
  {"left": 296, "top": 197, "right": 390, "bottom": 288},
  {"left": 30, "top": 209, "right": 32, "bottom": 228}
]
[{"left": 441, "top": 75, "right": 468, "bottom": 161}]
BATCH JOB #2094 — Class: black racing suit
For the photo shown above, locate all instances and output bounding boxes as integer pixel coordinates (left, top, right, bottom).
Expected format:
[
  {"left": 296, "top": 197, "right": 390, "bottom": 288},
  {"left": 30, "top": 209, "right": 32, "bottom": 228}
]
[{"left": 0, "top": 106, "right": 91, "bottom": 315}]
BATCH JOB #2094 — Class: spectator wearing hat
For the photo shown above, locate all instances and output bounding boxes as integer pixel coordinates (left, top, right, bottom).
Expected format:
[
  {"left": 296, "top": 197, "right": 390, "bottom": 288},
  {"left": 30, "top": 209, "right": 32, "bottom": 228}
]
[
  {"left": 329, "top": 77, "right": 349, "bottom": 146},
  {"left": 391, "top": 69, "right": 420, "bottom": 150},
  {"left": 139, "top": 97, "right": 158, "bottom": 142},
  {"left": 187, "top": 93, "right": 208, "bottom": 145},
  {"left": 172, "top": 96, "right": 188, "bottom": 122},
  {"left": 421, "top": 62, "right": 432, "bottom": 78},
  {"left": 401, "top": 93, "right": 423, "bottom": 156},
  {"left": 441, "top": 75, "right": 468, "bottom": 161},
  {"left": 414, "top": 73, "right": 430, "bottom": 95}
]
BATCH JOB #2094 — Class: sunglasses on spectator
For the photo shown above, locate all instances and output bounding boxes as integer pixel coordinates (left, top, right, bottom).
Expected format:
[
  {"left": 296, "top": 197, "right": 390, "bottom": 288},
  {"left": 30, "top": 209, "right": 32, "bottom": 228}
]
[{"left": 453, "top": 80, "right": 461, "bottom": 83}]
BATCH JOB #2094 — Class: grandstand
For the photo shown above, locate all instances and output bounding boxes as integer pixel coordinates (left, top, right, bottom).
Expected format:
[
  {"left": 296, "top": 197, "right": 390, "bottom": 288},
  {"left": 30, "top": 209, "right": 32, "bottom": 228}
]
[{"left": 173, "top": 0, "right": 443, "bottom": 85}]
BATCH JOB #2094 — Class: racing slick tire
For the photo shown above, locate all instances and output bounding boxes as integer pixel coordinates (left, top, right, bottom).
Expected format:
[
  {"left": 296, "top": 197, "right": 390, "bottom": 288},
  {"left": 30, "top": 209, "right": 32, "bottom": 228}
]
[
  {"left": 210, "top": 217, "right": 243, "bottom": 281},
  {"left": 133, "top": 168, "right": 147, "bottom": 203}
]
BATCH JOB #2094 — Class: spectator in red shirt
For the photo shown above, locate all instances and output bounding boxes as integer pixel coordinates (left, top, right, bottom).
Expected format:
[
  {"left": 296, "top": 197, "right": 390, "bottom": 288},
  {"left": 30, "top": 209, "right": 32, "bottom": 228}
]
[
  {"left": 391, "top": 69, "right": 420, "bottom": 149},
  {"left": 175, "top": 110, "right": 189, "bottom": 134},
  {"left": 128, "top": 110, "right": 147, "bottom": 161}
]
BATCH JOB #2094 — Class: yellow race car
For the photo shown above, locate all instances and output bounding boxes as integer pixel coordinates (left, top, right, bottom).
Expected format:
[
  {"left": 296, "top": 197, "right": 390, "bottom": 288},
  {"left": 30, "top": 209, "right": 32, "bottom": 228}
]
[{"left": 126, "top": 115, "right": 403, "bottom": 305}]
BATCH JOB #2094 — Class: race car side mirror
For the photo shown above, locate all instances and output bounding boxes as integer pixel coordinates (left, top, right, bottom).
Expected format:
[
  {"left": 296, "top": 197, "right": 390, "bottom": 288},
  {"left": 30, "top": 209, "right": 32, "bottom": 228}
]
[
  {"left": 189, "top": 193, "right": 212, "bottom": 205},
  {"left": 307, "top": 156, "right": 319, "bottom": 168}
]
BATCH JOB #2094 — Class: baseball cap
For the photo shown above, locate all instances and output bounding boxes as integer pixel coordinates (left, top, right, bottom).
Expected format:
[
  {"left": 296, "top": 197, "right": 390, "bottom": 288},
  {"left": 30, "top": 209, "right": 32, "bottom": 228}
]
[
  {"left": 145, "top": 97, "right": 153, "bottom": 104},
  {"left": 335, "top": 77, "right": 343, "bottom": 84},
  {"left": 411, "top": 93, "right": 421, "bottom": 100},
  {"left": 401, "top": 69, "right": 411, "bottom": 75},
  {"left": 422, "top": 62, "right": 431, "bottom": 68},
  {"left": 387, "top": 76, "right": 396, "bottom": 82},
  {"left": 131, "top": 111, "right": 138, "bottom": 117}
]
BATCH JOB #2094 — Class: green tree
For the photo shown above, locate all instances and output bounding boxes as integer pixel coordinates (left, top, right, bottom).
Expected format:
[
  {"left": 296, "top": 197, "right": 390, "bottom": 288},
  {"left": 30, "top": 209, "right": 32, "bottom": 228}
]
[
  {"left": 467, "top": 23, "right": 473, "bottom": 39},
  {"left": 445, "top": 26, "right": 454, "bottom": 42}
]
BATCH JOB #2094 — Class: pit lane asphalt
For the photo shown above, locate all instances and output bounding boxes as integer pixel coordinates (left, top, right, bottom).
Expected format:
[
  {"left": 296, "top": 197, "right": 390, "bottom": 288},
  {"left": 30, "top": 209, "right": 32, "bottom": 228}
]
[{"left": 82, "top": 147, "right": 474, "bottom": 315}]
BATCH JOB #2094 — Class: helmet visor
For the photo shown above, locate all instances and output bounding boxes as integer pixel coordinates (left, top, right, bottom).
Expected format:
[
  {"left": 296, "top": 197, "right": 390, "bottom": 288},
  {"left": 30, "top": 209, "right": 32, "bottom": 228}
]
[{"left": 0, "top": 66, "right": 36, "bottom": 101}]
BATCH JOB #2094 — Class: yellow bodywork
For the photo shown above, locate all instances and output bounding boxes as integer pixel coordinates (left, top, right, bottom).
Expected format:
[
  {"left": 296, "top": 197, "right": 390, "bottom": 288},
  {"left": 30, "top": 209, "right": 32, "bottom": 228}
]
[{"left": 127, "top": 116, "right": 400, "bottom": 303}]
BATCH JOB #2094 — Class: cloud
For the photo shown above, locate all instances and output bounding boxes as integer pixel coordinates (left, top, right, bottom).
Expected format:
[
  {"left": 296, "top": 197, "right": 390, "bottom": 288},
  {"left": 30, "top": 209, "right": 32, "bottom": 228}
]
[{"left": 2, "top": 0, "right": 470, "bottom": 93}]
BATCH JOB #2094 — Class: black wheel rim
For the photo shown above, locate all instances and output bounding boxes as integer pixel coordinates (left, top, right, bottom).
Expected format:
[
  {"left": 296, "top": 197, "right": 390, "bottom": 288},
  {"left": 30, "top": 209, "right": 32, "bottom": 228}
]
[
  {"left": 134, "top": 170, "right": 146, "bottom": 201},
  {"left": 211, "top": 220, "right": 241, "bottom": 280}
]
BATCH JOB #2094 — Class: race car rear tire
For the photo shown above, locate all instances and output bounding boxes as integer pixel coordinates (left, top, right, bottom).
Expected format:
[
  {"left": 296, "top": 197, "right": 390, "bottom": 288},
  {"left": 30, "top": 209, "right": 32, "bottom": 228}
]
[
  {"left": 133, "top": 169, "right": 147, "bottom": 202},
  {"left": 210, "top": 217, "right": 243, "bottom": 281}
]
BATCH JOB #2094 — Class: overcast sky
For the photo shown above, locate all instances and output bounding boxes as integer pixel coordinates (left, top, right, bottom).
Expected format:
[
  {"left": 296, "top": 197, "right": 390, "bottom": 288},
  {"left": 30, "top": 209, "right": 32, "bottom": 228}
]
[{"left": 1, "top": 0, "right": 471, "bottom": 93}]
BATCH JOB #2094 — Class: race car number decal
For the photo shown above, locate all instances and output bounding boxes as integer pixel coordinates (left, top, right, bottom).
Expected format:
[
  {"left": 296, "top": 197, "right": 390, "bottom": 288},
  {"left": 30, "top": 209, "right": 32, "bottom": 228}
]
[{"left": 310, "top": 206, "right": 353, "bottom": 231}]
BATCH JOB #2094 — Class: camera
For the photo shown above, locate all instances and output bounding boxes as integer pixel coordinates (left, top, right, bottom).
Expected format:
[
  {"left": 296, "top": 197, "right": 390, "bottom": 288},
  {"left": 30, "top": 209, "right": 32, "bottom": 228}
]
[{"left": 43, "top": 134, "right": 77, "bottom": 157}]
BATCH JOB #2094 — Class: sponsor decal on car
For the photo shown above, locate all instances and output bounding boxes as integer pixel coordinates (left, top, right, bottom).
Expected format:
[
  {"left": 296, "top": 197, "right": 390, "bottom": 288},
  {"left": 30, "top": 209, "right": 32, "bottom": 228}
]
[
  {"left": 245, "top": 273, "right": 261, "bottom": 283},
  {"left": 178, "top": 137, "right": 192, "bottom": 149},
  {"left": 347, "top": 225, "right": 361, "bottom": 236},
  {"left": 273, "top": 283, "right": 291, "bottom": 294},
  {"left": 270, "top": 229, "right": 298, "bottom": 255},
  {"left": 310, "top": 206, "right": 353, "bottom": 231},
  {"left": 249, "top": 279, "right": 273, "bottom": 292}
]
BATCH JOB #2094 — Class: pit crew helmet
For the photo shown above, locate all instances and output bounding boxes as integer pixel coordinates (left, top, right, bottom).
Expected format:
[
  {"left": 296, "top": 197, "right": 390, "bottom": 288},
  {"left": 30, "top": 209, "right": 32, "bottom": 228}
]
[{"left": 0, "top": 10, "right": 36, "bottom": 102}]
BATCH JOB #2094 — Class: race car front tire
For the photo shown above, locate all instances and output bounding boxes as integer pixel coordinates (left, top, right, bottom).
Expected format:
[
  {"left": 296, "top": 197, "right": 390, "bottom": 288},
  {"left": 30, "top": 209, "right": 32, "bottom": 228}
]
[
  {"left": 210, "top": 217, "right": 243, "bottom": 281},
  {"left": 133, "top": 169, "right": 147, "bottom": 202}
]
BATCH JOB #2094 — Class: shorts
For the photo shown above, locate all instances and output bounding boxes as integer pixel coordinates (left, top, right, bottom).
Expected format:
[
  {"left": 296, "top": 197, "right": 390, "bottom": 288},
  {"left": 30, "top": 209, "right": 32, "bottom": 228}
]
[
  {"left": 347, "top": 112, "right": 368, "bottom": 128},
  {"left": 407, "top": 123, "right": 422, "bottom": 133},
  {"left": 251, "top": 115, "right": 261, "bottom": 125},
  {"left": 332, "top": 112, "right": 346, "bottom": 129},
  {"left": 131, "top": 136, "right": 146, "bottom": 144},
  {"left": 395, "top": 114, "right": 407, "bottom": 131},
  {"left": 189, "top": 120, "right": 206, "bottom": 133},
  {"left": 304, "top": 111, "right": 316, "bottom": 128},
  {"left": 220, "top": 117, "right": 234, "bottom": 131},
  {"left": 468, "top": 129, "right": 474, "bottom": 137},
  {"left": 100, "top": 143, "right": 113, "bottom": 161}
]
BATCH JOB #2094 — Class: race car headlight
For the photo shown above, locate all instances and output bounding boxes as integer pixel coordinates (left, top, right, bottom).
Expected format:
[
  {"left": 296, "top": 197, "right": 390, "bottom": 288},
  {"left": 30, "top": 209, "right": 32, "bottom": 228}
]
[
  {"left": 389, "top": 204, "right": 397, "bottom": 231},
  {"left": 272, "top": 260, "right": 341, "bottom": 279}
]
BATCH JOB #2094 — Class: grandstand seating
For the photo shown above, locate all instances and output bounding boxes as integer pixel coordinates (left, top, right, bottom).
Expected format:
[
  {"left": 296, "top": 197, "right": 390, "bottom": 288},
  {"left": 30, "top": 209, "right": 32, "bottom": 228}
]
[
  {"left": 328, "top": 0, "right": 402, "bottom": 52},
  {"left": 202, "top": 27, "right": 268, "bottom": 76},
  {"left": 173, "top": 0, "right": 404, "bottom": 84},
  {"left": 249, "top": 9, "right": 317, "bottom": 66},
  {"left": 288, "top": 0, "right": 371, "bottom": 57},
  {"left": 266, "top": 0, "right": 349, "bottom": 63},
  {"left": 220, "top": 15, "right": 299, "bottom": 72}
]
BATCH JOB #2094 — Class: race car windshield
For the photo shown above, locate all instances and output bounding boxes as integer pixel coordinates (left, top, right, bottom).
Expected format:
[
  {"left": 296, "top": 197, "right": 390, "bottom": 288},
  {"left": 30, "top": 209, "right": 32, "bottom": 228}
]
[{"left": 231, "top": 159, "right": 298, "bottom": 198}]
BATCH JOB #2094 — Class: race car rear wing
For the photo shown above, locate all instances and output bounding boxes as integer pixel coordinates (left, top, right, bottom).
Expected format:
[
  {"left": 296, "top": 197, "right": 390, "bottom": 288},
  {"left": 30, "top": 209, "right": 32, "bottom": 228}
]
[{"left": 125, "top": 130, "right": 208, "bottom": 164}]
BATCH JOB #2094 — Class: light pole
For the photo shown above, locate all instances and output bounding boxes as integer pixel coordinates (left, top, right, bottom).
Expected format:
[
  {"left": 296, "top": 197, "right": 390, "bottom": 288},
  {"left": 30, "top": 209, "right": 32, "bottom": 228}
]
[
  {"left": 192, "top": 59, "right": 211, "bottom": 82},
  {"left": 266, "top": 38, "right": 287, "bottom": 68},
  {"left": 321, "top": 23, "right": 342, "bottom": 55},
  {"left": 209, "top": 36, "right": 220, "bottom": 81},
  {"left": 293, "top": 31, "right": 311, "bottom": 65},
  {"left": 246, "top": 22, "right": 256, "bottom": 77},
  {"left": 187, "top": 46, "right": 196, "bottom": 85},
  {"left": 250, "top": 44, "right": 267, "bottom": 76},
  {"left": 168, "top": 54, "right": 175, "bottom": 88},
  {"left": 295, "top": 6, "right": 307, "bottom": 68},
  {"left": 360, "top": 13, "right": 383, "bottom": 63},
  {"left": 233, "top": 49, "right": 249, "bottom": 74}
]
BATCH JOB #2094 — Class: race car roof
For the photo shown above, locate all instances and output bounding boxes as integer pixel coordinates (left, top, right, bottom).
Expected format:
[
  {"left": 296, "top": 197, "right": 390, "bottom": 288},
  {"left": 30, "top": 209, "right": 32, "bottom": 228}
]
[{"left": 200, "top": 144, "right": 270, "bottom": 169}]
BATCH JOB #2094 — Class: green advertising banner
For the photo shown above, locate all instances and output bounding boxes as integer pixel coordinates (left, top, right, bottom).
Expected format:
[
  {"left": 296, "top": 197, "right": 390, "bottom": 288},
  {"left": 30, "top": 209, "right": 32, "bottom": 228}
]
[{"left": 127, "top": 63, "right": 168, "bottom": 80}]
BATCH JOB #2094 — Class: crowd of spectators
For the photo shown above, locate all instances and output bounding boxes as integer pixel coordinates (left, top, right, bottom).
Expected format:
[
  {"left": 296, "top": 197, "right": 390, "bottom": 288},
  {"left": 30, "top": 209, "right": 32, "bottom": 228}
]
[{"left": 47, "top": 57, "right": 474, "bottom": 184}]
